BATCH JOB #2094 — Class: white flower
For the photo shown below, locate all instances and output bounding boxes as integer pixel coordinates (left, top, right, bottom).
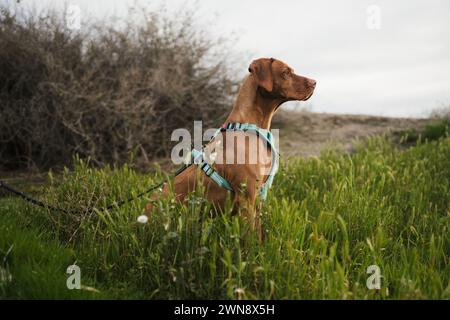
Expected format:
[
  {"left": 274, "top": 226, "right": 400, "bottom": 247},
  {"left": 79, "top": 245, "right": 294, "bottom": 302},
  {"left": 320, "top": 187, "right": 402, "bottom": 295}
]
[
  {"left": 234, "top": 288, "right": 245, "bottom": 294},
  {"left": 137, "top": 215, "right": 148, "bottom": 224}
]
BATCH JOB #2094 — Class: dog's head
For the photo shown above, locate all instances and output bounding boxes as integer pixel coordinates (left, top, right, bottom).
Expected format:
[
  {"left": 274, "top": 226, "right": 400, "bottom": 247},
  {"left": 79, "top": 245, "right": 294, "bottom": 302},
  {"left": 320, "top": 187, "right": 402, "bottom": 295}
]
[{"left": 248, "top": 58, "right": 316, "bottom": 101}]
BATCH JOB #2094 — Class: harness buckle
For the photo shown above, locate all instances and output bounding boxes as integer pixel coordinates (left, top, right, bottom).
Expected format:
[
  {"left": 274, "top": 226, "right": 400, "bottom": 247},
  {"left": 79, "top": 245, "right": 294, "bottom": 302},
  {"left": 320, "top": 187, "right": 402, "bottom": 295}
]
[{"left": 192, "top": 150, "right": 204, "bottom": 164}]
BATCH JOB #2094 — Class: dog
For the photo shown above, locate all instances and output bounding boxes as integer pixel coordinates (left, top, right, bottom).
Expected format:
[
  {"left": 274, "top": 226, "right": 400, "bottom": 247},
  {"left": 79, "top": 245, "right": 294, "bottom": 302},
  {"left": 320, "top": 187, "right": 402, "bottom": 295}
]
[{"left": 145, "top": 58, "right": 316, "bottom": 241}]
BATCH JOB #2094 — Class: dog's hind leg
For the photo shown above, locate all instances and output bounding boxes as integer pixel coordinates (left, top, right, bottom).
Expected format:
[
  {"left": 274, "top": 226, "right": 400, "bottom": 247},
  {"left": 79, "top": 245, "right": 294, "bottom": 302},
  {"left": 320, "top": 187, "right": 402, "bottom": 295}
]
[
  {"left": 144, "top": 165, "right": 196, "bottom": 214},
  {"left": 144, "top": 182, "right": 170, "bottom": 214}
]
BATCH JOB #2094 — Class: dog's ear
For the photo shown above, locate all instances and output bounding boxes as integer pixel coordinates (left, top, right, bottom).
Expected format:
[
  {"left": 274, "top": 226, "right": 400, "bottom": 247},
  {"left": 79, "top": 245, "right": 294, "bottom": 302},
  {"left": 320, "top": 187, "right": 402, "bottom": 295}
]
[{"left": 248, "top": 58, "right": 274, "bottom": 93}]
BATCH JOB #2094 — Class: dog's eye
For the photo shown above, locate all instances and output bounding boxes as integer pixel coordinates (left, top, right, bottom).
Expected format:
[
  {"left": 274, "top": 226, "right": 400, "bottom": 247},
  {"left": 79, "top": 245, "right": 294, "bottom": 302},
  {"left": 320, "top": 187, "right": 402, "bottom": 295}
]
[{"left": 283, "top": 70, "right": 291, "bottom": 78}]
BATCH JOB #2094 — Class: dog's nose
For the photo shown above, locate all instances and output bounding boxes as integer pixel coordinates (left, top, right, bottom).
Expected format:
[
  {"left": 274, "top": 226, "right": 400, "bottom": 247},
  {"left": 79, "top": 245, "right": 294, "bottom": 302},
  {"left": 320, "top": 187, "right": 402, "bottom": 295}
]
[{"left": 307, "top": 78, "right": 316, "bottom": 88}]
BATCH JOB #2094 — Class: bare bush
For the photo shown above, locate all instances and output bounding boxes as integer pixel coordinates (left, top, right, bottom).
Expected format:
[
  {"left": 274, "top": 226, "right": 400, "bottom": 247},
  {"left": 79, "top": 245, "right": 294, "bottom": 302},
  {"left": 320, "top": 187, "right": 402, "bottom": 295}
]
[{"left": 0, "top": 5, "right": 238, "bottom": 170}]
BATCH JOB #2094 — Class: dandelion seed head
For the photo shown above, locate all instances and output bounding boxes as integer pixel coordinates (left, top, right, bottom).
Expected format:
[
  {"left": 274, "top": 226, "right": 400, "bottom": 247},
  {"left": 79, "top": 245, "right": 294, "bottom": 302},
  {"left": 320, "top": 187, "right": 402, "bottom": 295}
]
[{"left": 137, "top": 215, "right": 148, "bottom": 224}]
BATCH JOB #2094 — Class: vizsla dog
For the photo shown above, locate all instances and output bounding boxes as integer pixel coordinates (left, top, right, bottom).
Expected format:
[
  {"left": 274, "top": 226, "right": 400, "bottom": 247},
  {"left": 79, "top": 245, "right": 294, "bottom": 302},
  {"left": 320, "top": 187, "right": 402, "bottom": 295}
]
[{"left": 145, "top": 58, "right": 316, "bottom": 240}]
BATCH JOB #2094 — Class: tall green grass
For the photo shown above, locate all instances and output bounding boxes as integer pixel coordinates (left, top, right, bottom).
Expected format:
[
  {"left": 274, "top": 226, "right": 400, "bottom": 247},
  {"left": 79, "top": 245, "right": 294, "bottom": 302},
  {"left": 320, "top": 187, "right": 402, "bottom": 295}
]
[{"left": 1, "top": 136, "right": 449, "bottom": 299}]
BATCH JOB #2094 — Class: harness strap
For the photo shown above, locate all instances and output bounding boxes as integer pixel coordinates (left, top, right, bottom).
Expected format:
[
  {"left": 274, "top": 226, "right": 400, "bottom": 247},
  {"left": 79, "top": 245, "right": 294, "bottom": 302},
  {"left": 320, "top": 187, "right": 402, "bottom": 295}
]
[
  {"left": 191, "top": 122, "right": 279, "bottom": 200},
  {"left": 191, "top": 149, "right": 233, "bottom": 191}
]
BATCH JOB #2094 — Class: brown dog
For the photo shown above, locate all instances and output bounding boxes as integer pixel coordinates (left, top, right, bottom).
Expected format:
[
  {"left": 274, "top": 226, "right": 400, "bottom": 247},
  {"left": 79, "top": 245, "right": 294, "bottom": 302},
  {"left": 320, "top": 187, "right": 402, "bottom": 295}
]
[{"left": 145, "top": 58, "right": 316, "bottom": 240}]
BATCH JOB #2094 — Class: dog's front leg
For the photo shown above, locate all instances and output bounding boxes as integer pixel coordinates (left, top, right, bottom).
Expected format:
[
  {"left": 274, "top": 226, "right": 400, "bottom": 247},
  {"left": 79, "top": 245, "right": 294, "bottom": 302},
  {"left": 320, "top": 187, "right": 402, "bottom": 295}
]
[{"left": 233, "top": 181, "right": 262, "bottom": 241}]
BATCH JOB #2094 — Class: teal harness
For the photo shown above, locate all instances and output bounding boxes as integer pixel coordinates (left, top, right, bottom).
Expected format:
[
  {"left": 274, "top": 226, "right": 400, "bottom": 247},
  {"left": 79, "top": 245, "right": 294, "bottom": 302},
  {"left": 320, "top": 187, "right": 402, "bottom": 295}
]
[{"left": 190, "top": 122, "right": 279, "bottom": 200}]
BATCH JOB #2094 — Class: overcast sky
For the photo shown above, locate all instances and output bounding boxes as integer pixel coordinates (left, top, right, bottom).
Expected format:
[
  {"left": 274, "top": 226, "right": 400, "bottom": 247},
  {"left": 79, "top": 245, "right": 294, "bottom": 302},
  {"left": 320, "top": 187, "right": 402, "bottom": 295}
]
[{"left": 9, "top": 0, "right": 450, "bottom": 118}]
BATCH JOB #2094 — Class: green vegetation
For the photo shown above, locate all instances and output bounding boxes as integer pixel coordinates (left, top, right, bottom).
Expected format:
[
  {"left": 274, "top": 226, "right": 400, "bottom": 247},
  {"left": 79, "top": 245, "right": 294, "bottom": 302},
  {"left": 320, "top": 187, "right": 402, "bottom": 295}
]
[
  {"left": 1, "top": 136, "right": 449, "bottom": 299},
  {"left": 397, "top": 119, "right": 450, "bottom": 145}
]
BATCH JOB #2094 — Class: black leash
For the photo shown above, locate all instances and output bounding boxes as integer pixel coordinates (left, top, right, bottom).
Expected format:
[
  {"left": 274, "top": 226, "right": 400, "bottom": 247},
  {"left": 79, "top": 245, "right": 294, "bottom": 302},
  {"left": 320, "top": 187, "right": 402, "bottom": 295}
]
[
  {"left": 0, "top": 164, "right": 189, "bottom": 214},
  {"left": 0, "top": 179, "right": 70, "bottom": 213}
]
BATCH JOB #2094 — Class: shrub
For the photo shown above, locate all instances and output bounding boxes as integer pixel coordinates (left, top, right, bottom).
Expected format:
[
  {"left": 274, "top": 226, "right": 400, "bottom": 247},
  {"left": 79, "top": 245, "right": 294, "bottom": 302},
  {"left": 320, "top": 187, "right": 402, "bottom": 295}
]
[
  {"left": 395, "top": 119, "right": 450, "bottom": 146},
  {"left": 0, "top": 5, "right": 238, "bottom": 170}
]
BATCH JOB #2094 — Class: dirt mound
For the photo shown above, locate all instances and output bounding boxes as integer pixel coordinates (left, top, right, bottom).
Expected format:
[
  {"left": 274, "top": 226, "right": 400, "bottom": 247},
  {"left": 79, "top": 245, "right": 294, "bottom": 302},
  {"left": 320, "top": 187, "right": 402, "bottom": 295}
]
[{"left": 274, "top": 111, "right": 431, "bottom": 157}]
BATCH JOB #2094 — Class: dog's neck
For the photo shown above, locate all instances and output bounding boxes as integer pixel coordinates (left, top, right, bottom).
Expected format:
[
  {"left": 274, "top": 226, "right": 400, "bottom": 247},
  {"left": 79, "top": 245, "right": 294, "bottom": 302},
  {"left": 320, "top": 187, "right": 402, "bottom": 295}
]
[{"left": 225, "top": 75, "right": 284, "bottom": 130}]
